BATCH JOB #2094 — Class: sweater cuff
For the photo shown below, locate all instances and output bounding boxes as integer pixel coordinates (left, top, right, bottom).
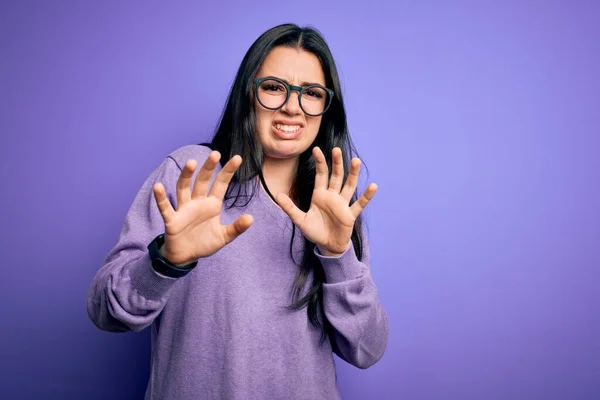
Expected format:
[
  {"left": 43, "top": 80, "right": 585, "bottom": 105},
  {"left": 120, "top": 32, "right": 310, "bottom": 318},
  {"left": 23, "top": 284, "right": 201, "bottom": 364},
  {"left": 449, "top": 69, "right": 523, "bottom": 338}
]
[
  {"left": 128, "top": 252, "right": 179, "bottom": 301},
  {"left": 315, "top": 245, "right": 364, "bottom": 283}
]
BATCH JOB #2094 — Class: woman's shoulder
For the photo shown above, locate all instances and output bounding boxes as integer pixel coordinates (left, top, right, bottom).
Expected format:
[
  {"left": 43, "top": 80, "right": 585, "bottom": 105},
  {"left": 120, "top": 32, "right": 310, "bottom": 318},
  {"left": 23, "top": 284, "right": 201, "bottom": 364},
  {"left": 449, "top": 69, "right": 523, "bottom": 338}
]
[{"left": 165, "top": 143, "right": 214, "bottom": 170}]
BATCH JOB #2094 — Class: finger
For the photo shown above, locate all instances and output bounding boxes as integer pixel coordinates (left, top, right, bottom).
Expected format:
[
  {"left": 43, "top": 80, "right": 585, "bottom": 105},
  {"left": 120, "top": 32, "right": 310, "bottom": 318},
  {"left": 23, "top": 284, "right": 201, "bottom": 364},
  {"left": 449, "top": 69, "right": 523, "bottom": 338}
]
[
  {"left": 341, "top": 157, "right": 361, "bottom": 202},
  {"left": 192, "top": 151, "right": 221, "bottom": 199},
  {"left": 209, "top": 155, "right": 242, "bottom": 200},
  {"left": 276, "top": 193, "right": 306, "bottom": 226},
  {"left": 313, "top": 147, "right": 329, "bottom": 190},
  {"left": 328, "top": 147, "right": 344, "bottom": 193},
  {"left": 350, "top": 183, "right": 378, "bottom": 219},
  {"left": 153, "top": 183, "right": 175, "bottom": 222},
  {"left": 222, "top": 214, "right": 254, "bottom": 244},
  {"left": 176, "top": 160, "right": 198, "bottom": 206}
]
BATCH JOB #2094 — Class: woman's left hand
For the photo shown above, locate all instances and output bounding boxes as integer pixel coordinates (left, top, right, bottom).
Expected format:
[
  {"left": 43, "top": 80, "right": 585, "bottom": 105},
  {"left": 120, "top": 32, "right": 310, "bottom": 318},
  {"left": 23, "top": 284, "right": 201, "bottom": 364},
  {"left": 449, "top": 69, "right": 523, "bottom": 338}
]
[{"left": 276, "top": 146, "right": 377, "bottom": 257}]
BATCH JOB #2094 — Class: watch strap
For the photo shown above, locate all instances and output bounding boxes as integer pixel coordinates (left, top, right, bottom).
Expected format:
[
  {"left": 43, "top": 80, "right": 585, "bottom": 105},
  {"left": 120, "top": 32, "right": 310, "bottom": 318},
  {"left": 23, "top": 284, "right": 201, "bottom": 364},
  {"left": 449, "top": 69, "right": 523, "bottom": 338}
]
[{"left": 147, "top": 234, "right": 198, "bottom": 278}]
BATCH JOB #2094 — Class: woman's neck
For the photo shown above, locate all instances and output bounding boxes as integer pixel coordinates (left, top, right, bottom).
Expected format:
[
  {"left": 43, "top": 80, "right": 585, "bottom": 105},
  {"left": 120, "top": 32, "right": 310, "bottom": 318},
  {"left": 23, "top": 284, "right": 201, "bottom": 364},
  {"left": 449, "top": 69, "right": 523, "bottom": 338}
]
[{"left": 261, "top": 155, "right": 298, "bottom": 197}]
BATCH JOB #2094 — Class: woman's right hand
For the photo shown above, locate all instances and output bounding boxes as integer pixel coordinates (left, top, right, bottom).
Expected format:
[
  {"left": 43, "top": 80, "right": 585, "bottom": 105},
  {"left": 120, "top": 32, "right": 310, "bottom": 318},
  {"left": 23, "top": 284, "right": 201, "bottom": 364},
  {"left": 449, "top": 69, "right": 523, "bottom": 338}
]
[{"left": 152, "top": 151, "right": 254, "bottom": 266}]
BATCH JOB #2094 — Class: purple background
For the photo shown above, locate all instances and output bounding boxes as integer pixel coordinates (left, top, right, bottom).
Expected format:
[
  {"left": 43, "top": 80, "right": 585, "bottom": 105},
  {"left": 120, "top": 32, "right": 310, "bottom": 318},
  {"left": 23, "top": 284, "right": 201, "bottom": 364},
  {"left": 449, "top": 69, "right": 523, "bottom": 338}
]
[{"left": 1, "top": 1, "right": 599, "bottom": 399}]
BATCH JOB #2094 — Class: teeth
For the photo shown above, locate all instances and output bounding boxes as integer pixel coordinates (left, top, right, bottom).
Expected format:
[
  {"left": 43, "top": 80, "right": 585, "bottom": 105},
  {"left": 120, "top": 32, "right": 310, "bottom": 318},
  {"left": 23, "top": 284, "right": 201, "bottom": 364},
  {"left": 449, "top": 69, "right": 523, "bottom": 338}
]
[{"left": 275, "top": 124, "right": 301, "bottom": 133}]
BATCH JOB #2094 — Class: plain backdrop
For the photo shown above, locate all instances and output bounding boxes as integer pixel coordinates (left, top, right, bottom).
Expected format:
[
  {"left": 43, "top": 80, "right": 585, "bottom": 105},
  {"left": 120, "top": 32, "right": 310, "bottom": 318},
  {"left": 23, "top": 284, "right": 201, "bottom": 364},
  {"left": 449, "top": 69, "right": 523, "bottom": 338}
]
[{"left": 1, "top": 1, "right": 599, "bottom": 399}]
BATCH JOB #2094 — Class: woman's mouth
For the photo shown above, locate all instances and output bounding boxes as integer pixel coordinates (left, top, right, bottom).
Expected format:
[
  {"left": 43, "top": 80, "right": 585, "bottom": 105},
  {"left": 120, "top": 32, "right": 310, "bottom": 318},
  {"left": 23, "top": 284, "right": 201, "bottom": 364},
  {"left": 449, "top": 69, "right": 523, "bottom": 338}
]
[{"left": 272, "top": 123, "right": 303, "bottom": 139}]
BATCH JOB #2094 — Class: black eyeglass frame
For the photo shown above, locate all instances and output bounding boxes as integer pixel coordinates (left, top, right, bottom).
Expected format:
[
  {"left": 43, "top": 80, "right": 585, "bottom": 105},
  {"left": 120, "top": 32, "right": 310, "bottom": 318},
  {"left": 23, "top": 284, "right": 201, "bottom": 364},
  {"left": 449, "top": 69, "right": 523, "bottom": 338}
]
[{"left": 253, "top": 76, "right": 335, "bottom": 117}]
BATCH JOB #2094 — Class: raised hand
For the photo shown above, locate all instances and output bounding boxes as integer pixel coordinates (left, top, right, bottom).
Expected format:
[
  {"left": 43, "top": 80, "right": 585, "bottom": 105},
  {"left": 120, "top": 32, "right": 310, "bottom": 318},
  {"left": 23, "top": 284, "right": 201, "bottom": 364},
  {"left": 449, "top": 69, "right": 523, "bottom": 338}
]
[
  {"left": 275, "top": 147, "right": 377, "bottom": 257},
  {"left": 152, "top": 151, "right": 254, "bottom": 265}
]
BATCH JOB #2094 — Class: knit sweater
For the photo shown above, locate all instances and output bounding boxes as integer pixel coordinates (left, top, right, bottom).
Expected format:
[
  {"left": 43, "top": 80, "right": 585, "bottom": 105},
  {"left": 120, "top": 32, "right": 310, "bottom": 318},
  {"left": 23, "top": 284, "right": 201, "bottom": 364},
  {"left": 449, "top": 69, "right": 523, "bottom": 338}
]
[{"left": 87, "top": 144, "right": 388, "bottom": 400}]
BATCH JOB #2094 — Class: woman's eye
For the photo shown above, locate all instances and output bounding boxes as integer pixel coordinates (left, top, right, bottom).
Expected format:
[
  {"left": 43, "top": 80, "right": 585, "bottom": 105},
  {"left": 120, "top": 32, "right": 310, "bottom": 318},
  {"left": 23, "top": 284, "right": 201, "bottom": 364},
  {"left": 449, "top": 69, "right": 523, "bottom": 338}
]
[
  {"left": 306, "top": 89, "right": 324, "bottom": 98},
  {"left": 263, "top": 84, "right": 284, "bottom": 92}
]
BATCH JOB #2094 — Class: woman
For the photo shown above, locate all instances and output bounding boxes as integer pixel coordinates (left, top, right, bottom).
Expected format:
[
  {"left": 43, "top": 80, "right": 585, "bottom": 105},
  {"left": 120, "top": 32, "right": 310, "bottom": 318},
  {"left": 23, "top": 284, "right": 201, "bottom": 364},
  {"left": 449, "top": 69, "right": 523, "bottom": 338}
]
[{"left": 87, "top": 23, "right": 388, "bottom": 400}]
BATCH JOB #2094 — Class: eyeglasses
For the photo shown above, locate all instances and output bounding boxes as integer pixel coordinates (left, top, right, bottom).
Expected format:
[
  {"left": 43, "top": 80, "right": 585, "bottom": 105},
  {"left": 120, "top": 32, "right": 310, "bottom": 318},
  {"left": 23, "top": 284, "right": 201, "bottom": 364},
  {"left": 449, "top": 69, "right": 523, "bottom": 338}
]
[{"left": 253, "top": 77, "right": 335, "bottom": 117}]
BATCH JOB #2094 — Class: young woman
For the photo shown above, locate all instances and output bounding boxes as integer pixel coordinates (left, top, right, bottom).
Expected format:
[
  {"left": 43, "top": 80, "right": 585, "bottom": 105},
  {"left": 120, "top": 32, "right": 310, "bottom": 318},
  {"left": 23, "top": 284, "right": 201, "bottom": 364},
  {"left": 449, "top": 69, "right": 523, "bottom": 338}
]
[{"left": 88, "top": 23, "right": 388, "bottom": 400}]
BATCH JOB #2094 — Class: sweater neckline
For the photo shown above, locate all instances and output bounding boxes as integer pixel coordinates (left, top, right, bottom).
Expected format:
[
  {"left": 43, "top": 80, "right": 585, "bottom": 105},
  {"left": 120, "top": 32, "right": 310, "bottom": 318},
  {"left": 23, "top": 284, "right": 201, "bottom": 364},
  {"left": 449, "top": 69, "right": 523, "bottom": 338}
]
[{"left": 254, "top": 176, "right": 291, "bottom": 220}]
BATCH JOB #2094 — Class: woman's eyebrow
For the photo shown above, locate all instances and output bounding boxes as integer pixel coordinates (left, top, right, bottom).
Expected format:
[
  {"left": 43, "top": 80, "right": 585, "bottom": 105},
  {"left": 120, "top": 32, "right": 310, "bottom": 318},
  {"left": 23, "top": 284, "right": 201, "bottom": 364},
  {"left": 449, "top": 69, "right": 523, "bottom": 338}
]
[{"left": 268, "top": 76, "right": 325, "bottom": 87}]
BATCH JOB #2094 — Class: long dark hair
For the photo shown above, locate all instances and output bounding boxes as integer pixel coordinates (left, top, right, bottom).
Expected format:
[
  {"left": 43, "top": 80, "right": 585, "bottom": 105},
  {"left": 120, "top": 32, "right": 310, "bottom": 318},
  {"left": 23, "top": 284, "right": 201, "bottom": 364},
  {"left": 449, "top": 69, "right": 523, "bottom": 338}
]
[{"left": 207, "top": 23, "right": 365, "bottom": 342}]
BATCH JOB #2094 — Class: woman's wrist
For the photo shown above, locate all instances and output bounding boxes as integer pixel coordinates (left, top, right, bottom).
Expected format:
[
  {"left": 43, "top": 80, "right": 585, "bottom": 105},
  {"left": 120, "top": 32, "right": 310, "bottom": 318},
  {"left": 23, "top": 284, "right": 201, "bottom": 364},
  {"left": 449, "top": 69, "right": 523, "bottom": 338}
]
[{"left": 317, "top": 241, "right": 351, "bottom": 257}]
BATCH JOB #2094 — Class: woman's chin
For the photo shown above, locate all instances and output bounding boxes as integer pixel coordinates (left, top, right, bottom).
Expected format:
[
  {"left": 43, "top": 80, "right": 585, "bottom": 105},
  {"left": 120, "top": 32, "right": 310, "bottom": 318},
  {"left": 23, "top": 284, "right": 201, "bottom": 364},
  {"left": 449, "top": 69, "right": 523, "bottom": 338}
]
[
  {"left": 260, "top": 131, "right": 315, "bottom": 161},
  {"left": 263, "top": 144, "right": 305, "bottom": 161}
]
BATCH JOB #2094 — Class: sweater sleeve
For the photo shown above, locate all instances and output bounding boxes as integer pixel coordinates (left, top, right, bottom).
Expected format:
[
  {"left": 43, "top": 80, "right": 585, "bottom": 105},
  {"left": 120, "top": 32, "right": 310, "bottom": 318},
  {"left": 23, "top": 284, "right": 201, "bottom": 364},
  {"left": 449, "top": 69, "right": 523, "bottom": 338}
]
[
  {"left": 86, "top": 155, "right": 185, "bottom": 333},
  {"left": 316, "top": 233, "right": 389, "bottom": 369}
]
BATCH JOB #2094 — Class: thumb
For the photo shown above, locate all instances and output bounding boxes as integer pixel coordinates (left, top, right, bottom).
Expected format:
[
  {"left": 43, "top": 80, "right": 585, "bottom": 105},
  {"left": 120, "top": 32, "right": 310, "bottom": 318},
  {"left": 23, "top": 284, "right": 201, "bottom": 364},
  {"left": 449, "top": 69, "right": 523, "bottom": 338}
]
[
  {"left": 222, "top": 214, "right": 254, "bottom": 245},
  {"left": 275, "top": 193, "right": 305, "bottom": 226}
]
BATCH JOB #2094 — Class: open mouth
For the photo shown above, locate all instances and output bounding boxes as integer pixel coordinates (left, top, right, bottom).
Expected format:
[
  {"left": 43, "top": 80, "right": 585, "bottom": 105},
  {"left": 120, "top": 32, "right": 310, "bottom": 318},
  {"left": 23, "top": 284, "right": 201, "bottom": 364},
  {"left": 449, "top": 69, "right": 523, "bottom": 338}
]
[
  {"left": 272, "top": 122, "right": 303, "bottom": 139},
  {"left": 273, "top": 123, "right": 301, "bottom": 133}
]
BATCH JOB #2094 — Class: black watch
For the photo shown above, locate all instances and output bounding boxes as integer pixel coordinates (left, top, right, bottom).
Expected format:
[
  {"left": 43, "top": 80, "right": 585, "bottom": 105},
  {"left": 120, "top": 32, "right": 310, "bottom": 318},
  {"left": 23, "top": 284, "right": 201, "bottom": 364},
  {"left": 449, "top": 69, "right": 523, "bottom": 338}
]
[{"left": 147, "top": 234, "right": 198, "bottom": 278}]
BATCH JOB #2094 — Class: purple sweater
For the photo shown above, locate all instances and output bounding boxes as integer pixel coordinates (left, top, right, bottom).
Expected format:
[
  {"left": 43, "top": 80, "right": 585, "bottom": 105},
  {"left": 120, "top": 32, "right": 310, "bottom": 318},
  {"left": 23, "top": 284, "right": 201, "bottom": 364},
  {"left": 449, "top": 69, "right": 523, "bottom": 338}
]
[{"left": 87, "top": 144, "right": 388, "bottom": 400}]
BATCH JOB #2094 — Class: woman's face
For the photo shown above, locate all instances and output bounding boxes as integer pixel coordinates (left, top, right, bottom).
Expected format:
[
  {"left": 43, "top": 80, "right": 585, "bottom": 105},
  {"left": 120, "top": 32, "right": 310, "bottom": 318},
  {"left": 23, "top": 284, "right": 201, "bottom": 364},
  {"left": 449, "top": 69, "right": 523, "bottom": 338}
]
[{"left": 254, "top": 46, "right": 326, "bottom": 162}]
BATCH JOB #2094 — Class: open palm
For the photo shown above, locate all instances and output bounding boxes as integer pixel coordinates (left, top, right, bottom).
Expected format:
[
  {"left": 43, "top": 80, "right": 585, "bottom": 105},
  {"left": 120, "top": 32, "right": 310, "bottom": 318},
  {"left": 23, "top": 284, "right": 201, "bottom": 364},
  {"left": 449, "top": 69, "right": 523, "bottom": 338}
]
[
  {"left": 152, "top": 151, "right": 253, "bottom": 265},
  {"left": 276, "top": 147, "right": 377, "bottom": 256}
]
